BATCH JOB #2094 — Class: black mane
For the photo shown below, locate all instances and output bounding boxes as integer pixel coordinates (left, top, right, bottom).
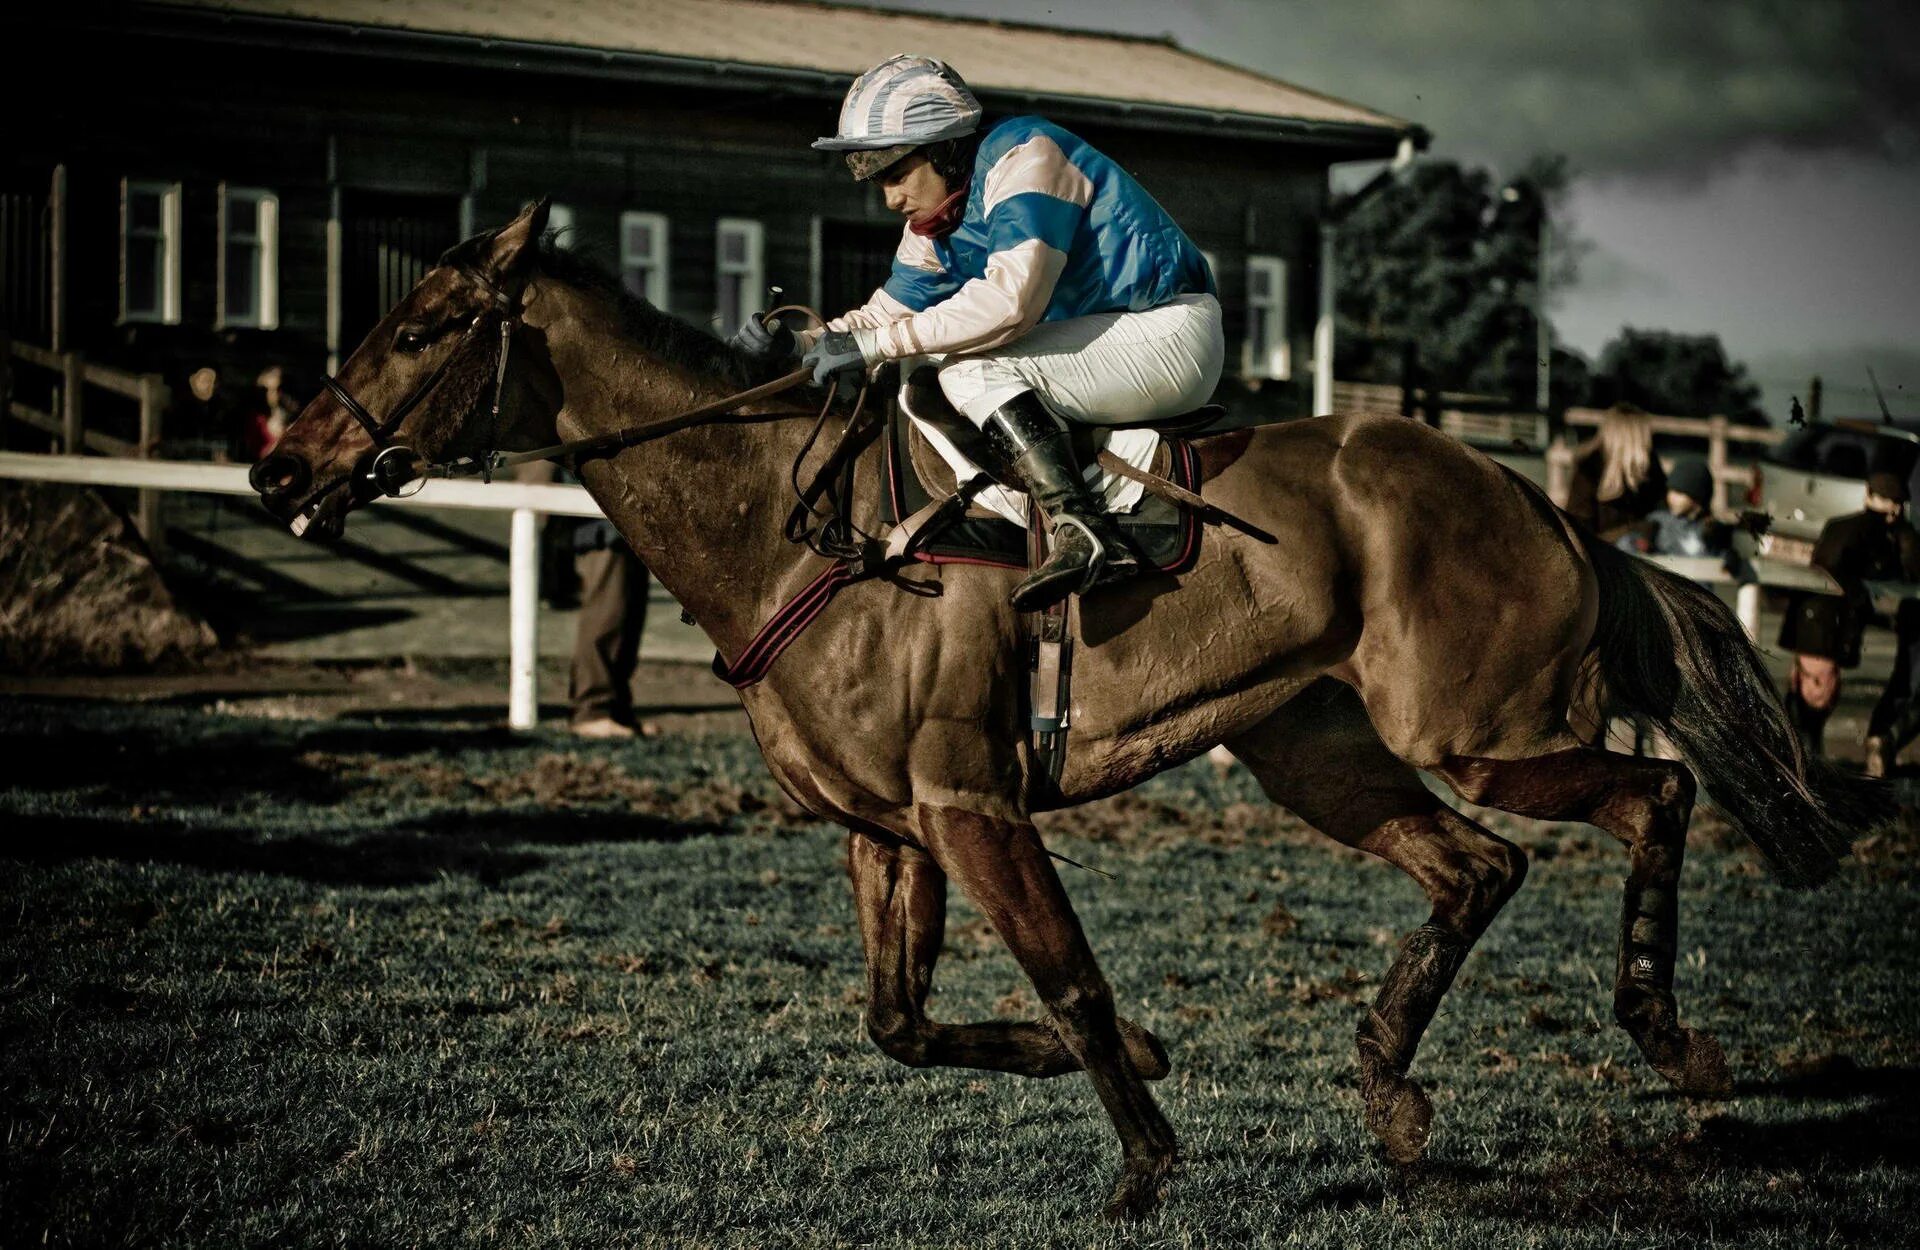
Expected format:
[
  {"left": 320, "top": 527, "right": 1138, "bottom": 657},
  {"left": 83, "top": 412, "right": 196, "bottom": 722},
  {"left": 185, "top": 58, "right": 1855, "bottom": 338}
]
[{"left": 440, "top": 232, "right": 778, "bottom": 391}]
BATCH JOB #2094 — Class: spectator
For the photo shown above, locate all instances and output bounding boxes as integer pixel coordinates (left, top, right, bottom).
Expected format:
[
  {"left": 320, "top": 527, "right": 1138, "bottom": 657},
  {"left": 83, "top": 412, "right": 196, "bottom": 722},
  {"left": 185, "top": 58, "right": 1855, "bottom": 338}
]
[
  {"left": 1566, "top": 402, "right": 1667, "bottom": 540},
  {"left": 570, "top": 517, "right": 654, "bottom": 739},
  {"left": 1615, "top": 457, "right": 1756, "bottom": 583},
  {"left": 237, "top": 384, "right": 277, "bottom": 461},
  {"left": 1778, "top": 470, "right": 1920, "bottom": 767}
]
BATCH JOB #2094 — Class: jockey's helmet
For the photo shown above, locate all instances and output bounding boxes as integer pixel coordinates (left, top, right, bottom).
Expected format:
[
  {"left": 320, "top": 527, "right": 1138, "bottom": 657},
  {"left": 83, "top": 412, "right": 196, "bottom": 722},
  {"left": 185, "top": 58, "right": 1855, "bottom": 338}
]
[{"left": 812, "top": 54, "right": 982, "bottom": 181}]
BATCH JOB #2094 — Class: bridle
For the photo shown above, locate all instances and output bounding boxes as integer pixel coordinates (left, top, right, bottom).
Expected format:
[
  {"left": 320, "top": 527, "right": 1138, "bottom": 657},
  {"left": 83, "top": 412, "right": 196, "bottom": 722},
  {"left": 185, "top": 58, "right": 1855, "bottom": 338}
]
[
  {"left": 315, "top": 279, "right": 522, "bottom": 501},
  {"left": 293, "top": 291, "right": 873, "bottom": 562}
]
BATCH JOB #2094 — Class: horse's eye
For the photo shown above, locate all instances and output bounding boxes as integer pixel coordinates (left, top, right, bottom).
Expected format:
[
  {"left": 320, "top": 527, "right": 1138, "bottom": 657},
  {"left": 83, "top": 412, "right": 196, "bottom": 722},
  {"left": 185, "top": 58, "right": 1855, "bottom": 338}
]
[{"left": 396, "top": 328, "right": 429, "bottom": 354}]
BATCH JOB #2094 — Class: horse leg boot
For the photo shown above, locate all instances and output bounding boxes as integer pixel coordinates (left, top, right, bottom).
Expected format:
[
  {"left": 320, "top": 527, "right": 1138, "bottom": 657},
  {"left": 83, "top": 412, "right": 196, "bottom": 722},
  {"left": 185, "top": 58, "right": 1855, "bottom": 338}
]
[
  {"left": 846, "top": 830, "right": 1168, "bottom": 1079},
  {"left": 980, "top": 391, "right": 1142, "bottom": 612},
  {"left": 1226, "top": 687, "right": 1527, "bottom": 1165},
  {"left": 1437, "top": 748, "right": 1732, "bottom": 1097},
  {"left": 919, "top": 804, "right": 1176, "bottom": 1220}
]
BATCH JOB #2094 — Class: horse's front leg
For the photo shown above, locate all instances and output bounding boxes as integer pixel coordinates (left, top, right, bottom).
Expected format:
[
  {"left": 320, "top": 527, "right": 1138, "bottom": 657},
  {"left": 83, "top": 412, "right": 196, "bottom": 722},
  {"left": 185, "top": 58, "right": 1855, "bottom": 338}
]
[
  {"left": 913, "top": 806, "right": 1177, "bottom": 1220},
  {"left": 847, "top": 828, "right": 1169, "bottom": 1080}
]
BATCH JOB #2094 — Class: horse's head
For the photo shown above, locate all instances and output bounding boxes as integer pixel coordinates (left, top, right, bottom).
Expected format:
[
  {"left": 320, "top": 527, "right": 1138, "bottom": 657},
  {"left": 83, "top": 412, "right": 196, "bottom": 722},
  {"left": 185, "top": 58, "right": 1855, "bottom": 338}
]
[{"left": 252, "top": 200, "right": 561, "bottom": 539}]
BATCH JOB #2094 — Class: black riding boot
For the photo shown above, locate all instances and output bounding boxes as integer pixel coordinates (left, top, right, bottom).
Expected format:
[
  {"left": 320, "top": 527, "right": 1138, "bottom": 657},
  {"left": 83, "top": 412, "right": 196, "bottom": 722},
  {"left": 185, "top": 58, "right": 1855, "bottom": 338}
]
[{"left": 981, "top": 391, "right": 1143, "bottom": 612}]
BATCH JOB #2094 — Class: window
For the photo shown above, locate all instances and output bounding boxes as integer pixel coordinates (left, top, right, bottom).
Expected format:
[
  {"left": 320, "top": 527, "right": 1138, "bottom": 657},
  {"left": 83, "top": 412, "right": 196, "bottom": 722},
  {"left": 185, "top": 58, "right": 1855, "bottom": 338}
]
[
  {"left": 547, "top": 202, "right": 577, "bottom": 248},
  {"left": 1243, "top": 254, "right": 1289, "bottom": 380},
  {"left": 218, "top": 185, "right": 279, "bottom": 329},
  {"left": 714, "top": 217, "right": 764, "bottom": 337},
  {"left": 120, "top": 179, "right": 181, "bottom": 324},
  {"left": 621, "top": 211, "right": 669, "bottom": 310}
]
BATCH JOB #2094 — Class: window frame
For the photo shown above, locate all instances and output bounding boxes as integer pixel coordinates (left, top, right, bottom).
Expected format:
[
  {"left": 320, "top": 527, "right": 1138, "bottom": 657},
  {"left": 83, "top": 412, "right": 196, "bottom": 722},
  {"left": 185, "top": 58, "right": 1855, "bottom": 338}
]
[
  {"left": 1243, "top": 253, "right": 1290, "bottom": 381},
  {"left": 714, "top": 217, "right": 765, "bottom": 337},
  {"left": 620, "top": 210, "right": 670, "bottom": 311},
  {"left": 217, "top": 183, "right": 280, "bottom": 330},
  {"left": 120, "top": 178, "right": 182, "bottom": 326}
]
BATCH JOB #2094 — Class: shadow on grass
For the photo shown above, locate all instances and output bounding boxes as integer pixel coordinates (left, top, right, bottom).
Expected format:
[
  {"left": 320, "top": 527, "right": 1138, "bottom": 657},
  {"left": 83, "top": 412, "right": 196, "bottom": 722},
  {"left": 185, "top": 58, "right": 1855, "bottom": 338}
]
[
  {"left": 0, "top": 804, "right": 725, "bottom": 887},
  {"left": 0, "top": 713, "right": 523, "bottom": 800},
  {"left": 1310, "top": 1058, "right": 1920, "bottom": 1240}
]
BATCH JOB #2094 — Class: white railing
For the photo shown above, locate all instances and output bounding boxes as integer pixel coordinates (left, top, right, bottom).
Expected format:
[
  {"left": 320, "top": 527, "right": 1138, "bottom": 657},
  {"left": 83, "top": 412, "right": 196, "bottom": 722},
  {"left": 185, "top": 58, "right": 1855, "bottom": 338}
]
[
  {"left": 0, "top": 451, "right": 604, "bottom": 729},
  {"left": 0, "top": 450, "right": 1894, "bottom": 732}
]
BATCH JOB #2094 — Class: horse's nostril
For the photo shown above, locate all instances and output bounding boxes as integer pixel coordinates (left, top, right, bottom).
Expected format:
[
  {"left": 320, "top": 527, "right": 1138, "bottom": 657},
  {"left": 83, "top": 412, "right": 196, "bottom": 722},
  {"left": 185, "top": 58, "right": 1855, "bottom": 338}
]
[{"left": 249, "top": 452, "right": 311, "bottom": 498}]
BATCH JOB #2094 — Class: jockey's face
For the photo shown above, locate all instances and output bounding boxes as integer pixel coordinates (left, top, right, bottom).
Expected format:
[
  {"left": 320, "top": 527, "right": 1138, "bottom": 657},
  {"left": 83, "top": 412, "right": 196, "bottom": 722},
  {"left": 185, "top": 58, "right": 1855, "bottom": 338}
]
[{"left": 878, "top": 154, "right": 950, "bottom": 222}]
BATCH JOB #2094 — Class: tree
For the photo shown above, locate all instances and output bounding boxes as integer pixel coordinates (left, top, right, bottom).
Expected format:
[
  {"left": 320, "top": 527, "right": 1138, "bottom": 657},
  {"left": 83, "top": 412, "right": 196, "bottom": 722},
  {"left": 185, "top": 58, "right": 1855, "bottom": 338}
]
[
  {"left": 1589, "top": 328, "right": 1764, "bottom": 424},
  {"left": 1333, "top": 154, "right": 1578, "bottom": 407}
]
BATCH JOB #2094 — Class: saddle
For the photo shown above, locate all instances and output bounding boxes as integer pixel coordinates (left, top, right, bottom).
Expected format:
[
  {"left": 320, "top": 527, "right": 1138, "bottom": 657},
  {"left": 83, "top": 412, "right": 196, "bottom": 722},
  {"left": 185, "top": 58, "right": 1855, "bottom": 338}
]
[{"left": 880, "top": 364, "right": 1208, "bottom": 573}]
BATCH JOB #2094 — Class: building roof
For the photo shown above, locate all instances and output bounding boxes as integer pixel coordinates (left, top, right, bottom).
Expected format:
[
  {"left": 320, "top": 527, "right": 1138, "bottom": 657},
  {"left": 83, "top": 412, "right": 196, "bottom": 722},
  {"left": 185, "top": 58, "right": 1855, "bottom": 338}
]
[{"left": 144, "top": 0, "right": 1421, "bottom": 150}]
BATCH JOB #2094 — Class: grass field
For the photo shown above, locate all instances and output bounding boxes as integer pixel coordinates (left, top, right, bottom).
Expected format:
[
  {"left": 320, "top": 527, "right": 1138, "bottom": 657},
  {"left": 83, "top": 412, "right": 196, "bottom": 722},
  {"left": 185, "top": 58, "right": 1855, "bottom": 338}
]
[{"left": 3, "top": 694, "right": 1918, "bottom": 1248}]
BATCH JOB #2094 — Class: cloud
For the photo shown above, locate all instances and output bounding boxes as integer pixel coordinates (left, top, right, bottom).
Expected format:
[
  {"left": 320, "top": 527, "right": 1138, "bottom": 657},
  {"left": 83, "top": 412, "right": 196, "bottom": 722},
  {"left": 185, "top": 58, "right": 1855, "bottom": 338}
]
[{"left": 1205, "top": 0, "right": 1918, "bottom": 177}]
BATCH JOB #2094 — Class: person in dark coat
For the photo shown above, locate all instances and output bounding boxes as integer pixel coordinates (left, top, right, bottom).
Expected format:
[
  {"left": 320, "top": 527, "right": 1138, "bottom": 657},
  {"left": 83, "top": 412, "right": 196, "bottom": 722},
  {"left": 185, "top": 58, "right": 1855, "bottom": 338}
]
[
  {"left": 1778, "top": 470, "right": 1920, "bottom": 764},
  {"left": 1565, "top": 402, "right": 1668, "bottom": 540},
  {"left": 1614, "top": 457, "right": 1756, "bottom": 582}
]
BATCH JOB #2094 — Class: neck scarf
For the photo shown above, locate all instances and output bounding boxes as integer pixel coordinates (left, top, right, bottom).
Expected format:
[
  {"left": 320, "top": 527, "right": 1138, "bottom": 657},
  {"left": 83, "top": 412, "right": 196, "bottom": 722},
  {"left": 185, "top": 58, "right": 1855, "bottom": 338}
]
[{"left": 909, "top": 187, "right": 968, "bottom": 239}]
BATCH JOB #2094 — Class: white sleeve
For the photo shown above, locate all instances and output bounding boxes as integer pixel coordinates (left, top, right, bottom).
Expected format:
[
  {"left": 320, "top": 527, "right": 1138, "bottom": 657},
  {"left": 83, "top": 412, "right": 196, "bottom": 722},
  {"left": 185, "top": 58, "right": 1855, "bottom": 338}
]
[
  {"left": 849, "top": 239, "right": 1066, "bottom": 360},
  {"left": 795, "top": 287, "right": 916, "bottom": 351}
]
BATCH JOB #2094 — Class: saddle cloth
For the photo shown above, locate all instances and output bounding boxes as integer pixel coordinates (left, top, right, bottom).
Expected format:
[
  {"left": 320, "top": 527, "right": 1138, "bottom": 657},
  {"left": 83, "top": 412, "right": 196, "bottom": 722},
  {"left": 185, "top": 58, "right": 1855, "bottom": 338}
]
[{"left": 879, "top": 404, "right": 1203, "bottom": 572}]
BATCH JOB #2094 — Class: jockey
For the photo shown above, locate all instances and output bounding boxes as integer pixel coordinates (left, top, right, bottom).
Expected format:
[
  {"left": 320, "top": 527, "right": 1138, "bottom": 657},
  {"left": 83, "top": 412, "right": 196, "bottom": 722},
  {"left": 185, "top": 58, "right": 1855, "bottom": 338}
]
[{"left": 735, "top": 55, "right": 1224, "bottom": 611}]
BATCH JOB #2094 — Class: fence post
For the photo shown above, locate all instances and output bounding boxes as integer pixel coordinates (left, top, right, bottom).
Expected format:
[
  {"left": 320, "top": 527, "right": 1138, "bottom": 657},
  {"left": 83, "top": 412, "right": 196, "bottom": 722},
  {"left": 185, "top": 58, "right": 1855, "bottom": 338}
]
[
  {"left": 1546, "top": 433, "right": 1573, "bottom": 507},
  {"left": 0, "top": 329, "right": 11, "bottom": 451},
  {"left": 1708, "top": 414, "right": 1729, "bottom": 513},
  {"left": 137, "top": 374, "right": 167, "bottom": 553},
  {"left": 1736, "top": 582, "right": 1761, "bottom": 644},
  {"left": 508, "top": 506, "right": 540, "bottom": 730},
  {"left": 61, "top": 350, "right": 84, "bottom": 453}
]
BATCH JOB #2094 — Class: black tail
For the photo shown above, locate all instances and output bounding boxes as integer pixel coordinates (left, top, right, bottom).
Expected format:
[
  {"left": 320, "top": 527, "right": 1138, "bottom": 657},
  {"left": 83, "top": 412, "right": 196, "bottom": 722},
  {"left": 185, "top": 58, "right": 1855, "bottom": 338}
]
[{"left": 1579, "top": 533, "right": 1894, "bottom": 887}]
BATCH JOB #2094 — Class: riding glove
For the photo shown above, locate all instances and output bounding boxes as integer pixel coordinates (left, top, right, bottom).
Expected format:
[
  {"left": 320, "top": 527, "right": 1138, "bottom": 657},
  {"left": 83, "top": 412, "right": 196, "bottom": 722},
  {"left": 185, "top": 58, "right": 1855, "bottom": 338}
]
[
  {"left": 729, "top": 315, "right": 797, "bottom": 363},
  {"left": 802, "top": 331, "right": 869, "bottom": 399}
]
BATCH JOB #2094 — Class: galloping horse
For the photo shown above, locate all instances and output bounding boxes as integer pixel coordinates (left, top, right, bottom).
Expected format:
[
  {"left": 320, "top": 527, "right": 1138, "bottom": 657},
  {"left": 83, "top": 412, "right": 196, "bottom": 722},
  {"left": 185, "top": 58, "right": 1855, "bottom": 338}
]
[{"left": 252, "top": 203, "right": 1886, "bottom": 1219}]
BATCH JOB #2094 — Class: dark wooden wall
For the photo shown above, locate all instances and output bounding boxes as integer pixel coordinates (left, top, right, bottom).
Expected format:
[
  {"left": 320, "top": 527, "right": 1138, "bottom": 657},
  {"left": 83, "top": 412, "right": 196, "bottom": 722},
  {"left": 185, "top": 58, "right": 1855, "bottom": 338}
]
[{"left": 3, "top": 20, "right": 1342, "bottom": 418}]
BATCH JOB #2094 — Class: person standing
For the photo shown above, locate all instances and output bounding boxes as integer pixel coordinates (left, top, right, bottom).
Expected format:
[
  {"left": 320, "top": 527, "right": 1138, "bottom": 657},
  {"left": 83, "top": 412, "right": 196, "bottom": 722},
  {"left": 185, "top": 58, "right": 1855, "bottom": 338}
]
[
  {"left": 1615, "top": 457, "right": 1756, "bottom": 582},
  {"left": 569, "top": 516, "right": 653, "bottom": 739},
  {"left": 1565, "top": 402, "right": 1667, "bottom": 540},
  {"left": 1778, "top": 470, "right": 1920, "bottom": 767}
]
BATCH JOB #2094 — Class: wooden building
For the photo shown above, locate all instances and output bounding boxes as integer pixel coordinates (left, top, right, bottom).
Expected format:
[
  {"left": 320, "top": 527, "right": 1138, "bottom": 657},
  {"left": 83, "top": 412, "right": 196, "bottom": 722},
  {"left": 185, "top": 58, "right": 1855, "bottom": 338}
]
[{"left": 1, "top": 0, "right": 1422, "bottom": 430}]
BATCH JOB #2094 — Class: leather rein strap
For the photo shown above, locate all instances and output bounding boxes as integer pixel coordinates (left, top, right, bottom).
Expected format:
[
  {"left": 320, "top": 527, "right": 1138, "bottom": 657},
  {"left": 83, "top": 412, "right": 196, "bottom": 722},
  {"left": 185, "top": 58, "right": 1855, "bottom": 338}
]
[{"left": 448, "top": 366, "right": 817, "bottom": 481}]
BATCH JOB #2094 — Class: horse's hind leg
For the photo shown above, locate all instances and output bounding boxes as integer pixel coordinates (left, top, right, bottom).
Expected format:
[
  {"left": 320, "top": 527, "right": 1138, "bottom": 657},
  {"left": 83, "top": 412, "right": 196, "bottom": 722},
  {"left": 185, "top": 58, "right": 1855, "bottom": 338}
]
[
  {"left": 1226, "top": 681, "right": 1528, "bottom": 1164},
  {"left": 1434, "top": 748, "right": 1732, "bottom": 1096},
  {"left": 846, "top": 829, "right": 1169, "bottom": 1080}
]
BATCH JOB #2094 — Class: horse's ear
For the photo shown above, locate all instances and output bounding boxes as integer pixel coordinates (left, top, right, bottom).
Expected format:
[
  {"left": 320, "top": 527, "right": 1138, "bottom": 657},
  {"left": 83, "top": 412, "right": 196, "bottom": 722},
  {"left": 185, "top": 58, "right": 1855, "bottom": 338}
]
[{"left": 481, "top": 198, "right": 551, "bottom": 295}]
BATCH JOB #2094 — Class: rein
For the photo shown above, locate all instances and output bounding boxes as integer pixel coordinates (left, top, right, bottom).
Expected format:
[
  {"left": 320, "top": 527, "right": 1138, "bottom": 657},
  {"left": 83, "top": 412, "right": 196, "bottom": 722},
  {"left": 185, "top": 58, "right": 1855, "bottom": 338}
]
[{"left": 323, "top": 291, "right": 850, "bottom": 501}]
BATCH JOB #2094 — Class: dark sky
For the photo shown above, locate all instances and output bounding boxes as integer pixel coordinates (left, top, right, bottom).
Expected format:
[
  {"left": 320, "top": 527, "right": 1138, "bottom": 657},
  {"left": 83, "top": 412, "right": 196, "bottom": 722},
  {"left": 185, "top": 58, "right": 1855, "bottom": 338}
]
[{"left": 859, "top": 0, "right": 1920, "bottom": 418}]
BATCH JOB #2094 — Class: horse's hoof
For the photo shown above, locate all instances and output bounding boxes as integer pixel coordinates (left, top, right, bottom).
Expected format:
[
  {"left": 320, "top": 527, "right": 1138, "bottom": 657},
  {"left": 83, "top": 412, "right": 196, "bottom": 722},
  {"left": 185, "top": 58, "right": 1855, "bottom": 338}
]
[
  {"left": 1118, "top": 1017, "right": 1171, "bottom": 1080},
  {"left": 1364, "top": 1072, "right": 1434, "bottom": 1165},
  {"left": 1102, "top": 1154, "right": 1175, "bottom": 1222}
]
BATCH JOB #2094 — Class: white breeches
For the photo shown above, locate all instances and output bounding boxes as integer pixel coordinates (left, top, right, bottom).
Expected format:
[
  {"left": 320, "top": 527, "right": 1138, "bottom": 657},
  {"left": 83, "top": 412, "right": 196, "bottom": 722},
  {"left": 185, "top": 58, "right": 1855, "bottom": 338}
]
[{"left": 910, "top": 293, "right": 1225, "bottom": 526}]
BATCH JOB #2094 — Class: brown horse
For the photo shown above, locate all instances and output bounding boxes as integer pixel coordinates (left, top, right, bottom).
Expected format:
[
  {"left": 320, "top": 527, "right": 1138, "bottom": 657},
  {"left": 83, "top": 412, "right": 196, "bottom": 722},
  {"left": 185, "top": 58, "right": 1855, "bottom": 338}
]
[{"left": 252, "top": 203, "right": 1887, "bottom": 1219}]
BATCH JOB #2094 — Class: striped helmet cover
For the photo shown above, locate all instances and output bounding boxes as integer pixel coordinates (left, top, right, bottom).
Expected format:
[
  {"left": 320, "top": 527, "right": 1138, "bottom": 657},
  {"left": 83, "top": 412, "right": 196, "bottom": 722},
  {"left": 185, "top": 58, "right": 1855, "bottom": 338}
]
[{"left": 812, "top": 55, "right": 983, "bottom": 151}]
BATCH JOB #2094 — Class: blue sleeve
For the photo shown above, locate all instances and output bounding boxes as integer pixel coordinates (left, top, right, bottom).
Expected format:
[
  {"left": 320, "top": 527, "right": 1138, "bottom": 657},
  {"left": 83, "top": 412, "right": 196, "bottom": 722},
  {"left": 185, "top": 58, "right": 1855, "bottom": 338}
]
[
  {"left": 883, "top": 260, "right": 963, "bottom": 312},
  {"left": 986, "top": 191, "right": 1083, "bottom": 256}
]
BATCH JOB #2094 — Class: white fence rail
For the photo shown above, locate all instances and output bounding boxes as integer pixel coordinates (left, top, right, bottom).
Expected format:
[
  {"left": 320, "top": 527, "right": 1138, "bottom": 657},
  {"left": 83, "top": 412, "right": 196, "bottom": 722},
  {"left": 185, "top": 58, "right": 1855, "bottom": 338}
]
[
  {"left": 0, "top": 451, "right": 1890, "bottom": 732},
  {"left": 0, "top": 451, "right": 604, "bottom": 729}
]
